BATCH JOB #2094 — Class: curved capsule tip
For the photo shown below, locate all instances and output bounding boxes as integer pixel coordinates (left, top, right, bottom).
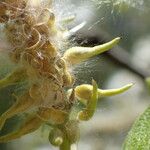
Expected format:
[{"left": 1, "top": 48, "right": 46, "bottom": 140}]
[
  {"left": 100, "top": 83, "right": 134, "bottom": 97},
  {"left": 77, "top": 80, "right": 98, "bottom": 121},
  {"left": 73, "top": 82, "right": 133, "bottom": 104},
  {"left": 63, "top": 37, "right": 121, "bottom": 65}
]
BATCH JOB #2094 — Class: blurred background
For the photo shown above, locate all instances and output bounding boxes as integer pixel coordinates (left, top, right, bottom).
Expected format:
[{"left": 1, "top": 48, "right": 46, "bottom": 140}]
[{"left": 0, "top": 0, "right": 150, "bottom": 149}]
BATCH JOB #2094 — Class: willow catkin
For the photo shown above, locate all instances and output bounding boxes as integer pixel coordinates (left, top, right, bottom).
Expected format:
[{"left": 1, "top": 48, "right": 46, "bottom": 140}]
[
  {"left": 3, "top": 0, "right": 73, "bottom": 108},
  {"left": 0, "top": 0, "right": 132, "bottom": 147}
]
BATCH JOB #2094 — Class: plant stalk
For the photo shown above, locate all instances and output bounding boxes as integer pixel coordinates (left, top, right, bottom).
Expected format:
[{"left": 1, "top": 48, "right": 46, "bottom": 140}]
[{"left": 59, "top": 135, "right": 72, "bottom": 150}]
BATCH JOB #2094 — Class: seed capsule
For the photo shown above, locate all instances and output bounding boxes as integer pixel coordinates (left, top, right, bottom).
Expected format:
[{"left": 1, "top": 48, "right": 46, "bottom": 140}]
[
  {"left": 63, "top": 37, "right": 121, "bottom": 65},
  {"left": 49, "top": 128, "right": 63, "bottom": 146}
]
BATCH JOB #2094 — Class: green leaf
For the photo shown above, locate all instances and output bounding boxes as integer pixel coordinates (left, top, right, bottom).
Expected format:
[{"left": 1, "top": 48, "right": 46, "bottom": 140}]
[{"left": 123, "top": 106, "right": 150, "bottom": 150}]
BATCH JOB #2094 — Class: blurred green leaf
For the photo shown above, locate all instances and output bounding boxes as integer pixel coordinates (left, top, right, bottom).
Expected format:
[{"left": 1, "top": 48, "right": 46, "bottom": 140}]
[{"left": 123, "top": 106, "right": 150, "bottom": 150}]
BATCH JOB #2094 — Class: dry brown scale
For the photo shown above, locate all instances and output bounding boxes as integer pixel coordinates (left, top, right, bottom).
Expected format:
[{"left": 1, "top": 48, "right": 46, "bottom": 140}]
[{"left": 1, "top": 0, "right": 74, "bottom": 112}]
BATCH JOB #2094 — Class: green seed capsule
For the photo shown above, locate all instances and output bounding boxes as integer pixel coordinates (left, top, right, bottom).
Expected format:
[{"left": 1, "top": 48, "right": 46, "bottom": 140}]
[{"left": 49, "top": 128, "right": 63, "bottom": 147}]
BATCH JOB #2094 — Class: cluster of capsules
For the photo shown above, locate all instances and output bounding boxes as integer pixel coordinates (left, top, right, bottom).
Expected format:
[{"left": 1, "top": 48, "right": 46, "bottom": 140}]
[{"left": 0, "top": 0, "right": 132, "bottom": 149}]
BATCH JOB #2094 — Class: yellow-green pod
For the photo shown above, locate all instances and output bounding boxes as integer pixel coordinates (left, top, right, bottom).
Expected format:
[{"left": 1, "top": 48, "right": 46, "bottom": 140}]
[
  {"left": 49, "top": 128, "right": 63, "bottom": 147},
  {"left": 77, "top": 80, "right": 98, "bottom": 121},
  {"left": 74, "top": 83, "right": 133, "bottom": 104},
  {"left": 0, "top": 68, "right": 27, "bottom": 89},
  {"left": 63, "top": 37, "right": 120, "bottom": 65}
]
